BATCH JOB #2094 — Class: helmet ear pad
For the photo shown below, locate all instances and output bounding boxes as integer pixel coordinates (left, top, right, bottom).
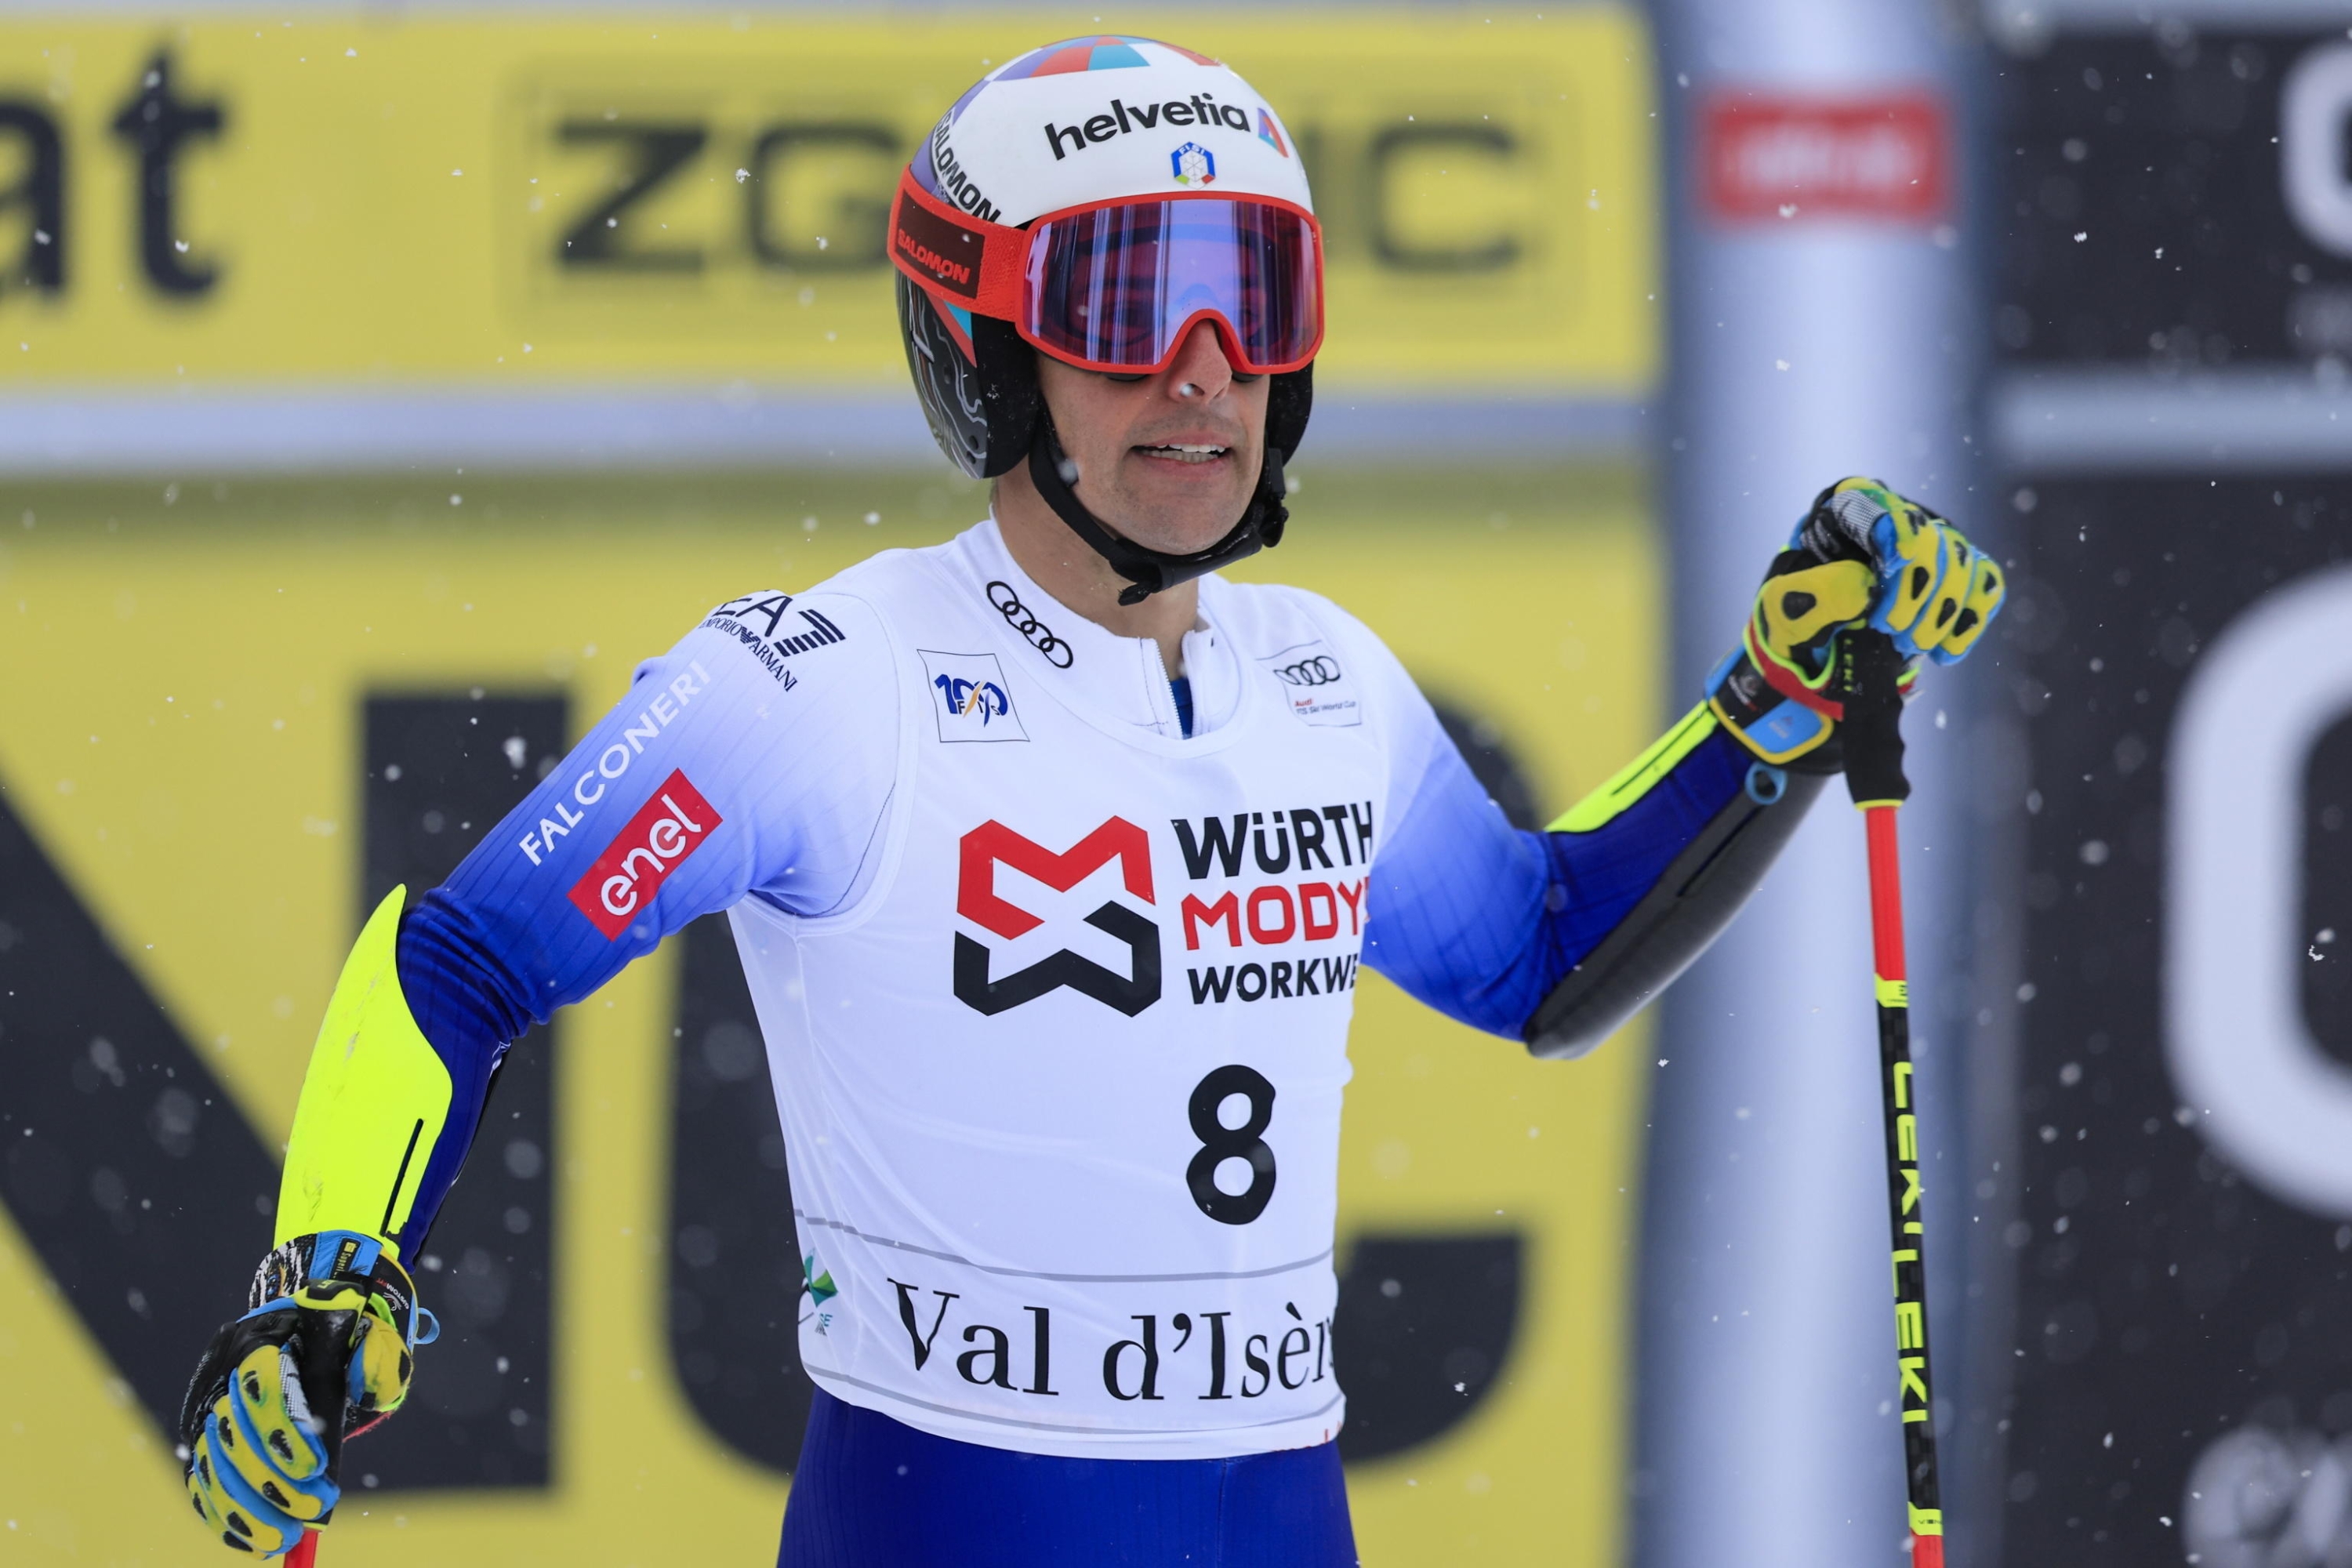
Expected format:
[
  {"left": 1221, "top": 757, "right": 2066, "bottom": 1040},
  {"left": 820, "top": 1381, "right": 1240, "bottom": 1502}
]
[
  {"left": 895, "top": 273, "right": 1043, "bottom": 480},
  {"left": 1265, "top": 364, "right": 1312, "bottom": 466}
]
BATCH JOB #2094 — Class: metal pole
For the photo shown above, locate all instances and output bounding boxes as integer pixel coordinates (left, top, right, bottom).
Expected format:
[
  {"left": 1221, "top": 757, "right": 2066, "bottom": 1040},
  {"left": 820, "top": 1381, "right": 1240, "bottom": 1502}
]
[{"left": 1639, "top": 2, "right": 1980, "bottom": 1563}]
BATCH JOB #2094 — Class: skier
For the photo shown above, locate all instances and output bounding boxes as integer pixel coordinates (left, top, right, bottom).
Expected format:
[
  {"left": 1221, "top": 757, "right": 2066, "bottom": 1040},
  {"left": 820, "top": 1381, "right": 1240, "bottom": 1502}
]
[{"left": 176, "top": 35, "right": 2003, "bottom": 1566}]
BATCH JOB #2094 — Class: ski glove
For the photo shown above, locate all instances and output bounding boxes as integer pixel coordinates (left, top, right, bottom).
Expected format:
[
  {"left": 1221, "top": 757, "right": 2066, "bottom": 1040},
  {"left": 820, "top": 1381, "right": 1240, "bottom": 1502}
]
[
  {"left": 180, "top": 1229, "right": 434, "bottom": 1556},
  {"left": 1706, "top": 477, "right": 2004, "bottom": 767}
]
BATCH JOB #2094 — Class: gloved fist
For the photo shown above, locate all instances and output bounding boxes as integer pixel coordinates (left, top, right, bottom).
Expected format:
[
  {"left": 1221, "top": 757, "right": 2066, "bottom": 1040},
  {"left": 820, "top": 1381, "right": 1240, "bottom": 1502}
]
[
  {"left": 179, "top": 1231, "right": 433, "bottom": 1557},
  {"left": 1708, "top": 477, "right": 2005, "bottom": 766}
]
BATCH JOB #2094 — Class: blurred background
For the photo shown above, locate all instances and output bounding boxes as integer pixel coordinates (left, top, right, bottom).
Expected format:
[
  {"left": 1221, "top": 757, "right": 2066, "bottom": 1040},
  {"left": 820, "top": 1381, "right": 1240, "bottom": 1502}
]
[{"left": 0, "top": 2, "right": 2343, "bottom": 1564}]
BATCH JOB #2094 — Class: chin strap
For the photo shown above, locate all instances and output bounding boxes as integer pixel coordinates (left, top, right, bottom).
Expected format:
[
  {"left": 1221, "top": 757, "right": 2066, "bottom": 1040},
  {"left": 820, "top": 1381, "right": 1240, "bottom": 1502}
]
[{"left": 1027, "top": 421, "right": 1289, "bottom": 606}]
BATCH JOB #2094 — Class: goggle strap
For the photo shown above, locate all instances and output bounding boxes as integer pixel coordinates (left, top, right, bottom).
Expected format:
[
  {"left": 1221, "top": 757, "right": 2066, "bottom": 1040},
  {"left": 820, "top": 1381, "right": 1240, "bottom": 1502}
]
[{"left": 891, "top": 172, "right": 1026, "bottom": 321}]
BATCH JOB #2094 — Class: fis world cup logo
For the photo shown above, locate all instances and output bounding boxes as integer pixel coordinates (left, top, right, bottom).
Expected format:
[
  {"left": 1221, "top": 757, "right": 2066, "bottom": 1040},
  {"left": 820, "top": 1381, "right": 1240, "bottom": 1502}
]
[
  {"left": 568, "top": 770, "right": 720, "bottom": 938},
  {"left": 1171, "top": 141, "right": 1216, "bottom": 186},
  {"left": 953, "top": 818, "right": 1161, "bottom": 1016}
]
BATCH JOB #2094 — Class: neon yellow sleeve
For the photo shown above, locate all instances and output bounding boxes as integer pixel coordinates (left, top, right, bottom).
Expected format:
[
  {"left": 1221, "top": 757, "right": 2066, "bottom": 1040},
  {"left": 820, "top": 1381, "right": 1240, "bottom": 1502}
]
[
  {"left": 1547, "top": 702, "right": 1721, "bottom": 832},
  {"left": 274, "top": 887, "right": 453, "bottom": 1258}
]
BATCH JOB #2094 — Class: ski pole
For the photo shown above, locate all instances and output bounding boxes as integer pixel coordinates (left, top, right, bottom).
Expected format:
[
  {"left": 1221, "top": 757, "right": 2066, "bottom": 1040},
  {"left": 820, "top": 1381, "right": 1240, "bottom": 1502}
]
[
  {"left": 1842, "top": 630, "right": 1944, "bottom": 1568},
  {"left": 287, "top": 1531, "right": 320, "bottom": 1567}
]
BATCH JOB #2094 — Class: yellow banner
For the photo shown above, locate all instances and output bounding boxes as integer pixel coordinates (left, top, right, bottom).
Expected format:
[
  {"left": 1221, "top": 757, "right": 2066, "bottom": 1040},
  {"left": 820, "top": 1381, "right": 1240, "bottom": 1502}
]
[
  {"left": 0, "top": 12, "right": 1656, "bottom": 391},
  {"left": 0, "top": 466, "right": 1653, "bottom": 1563}
]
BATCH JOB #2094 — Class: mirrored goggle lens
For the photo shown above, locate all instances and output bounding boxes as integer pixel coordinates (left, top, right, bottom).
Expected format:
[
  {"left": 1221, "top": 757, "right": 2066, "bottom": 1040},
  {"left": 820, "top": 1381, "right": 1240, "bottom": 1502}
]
[{"left": 1024, "top": 200, "right": 1322, "bottom": 373}]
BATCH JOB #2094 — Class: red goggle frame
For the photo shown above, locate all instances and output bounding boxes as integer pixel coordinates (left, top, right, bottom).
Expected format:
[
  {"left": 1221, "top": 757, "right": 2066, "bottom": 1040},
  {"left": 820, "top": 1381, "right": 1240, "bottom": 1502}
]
[{"left": 889, "top": 168, "right": 1326, "bottom": 377}]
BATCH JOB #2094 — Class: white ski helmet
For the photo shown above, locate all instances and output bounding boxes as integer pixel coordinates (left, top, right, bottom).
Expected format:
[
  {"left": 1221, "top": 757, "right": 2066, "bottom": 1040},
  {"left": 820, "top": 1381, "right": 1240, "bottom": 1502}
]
[{"left": 890, "top": 35, "right": 1322, "bottom": 603}]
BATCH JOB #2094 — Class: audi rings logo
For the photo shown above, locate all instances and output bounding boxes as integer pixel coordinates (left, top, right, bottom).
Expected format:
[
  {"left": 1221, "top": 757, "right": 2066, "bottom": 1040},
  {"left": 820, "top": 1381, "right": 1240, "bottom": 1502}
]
[
  {"left": 1259, "top": 640, "right": 1361, "bottom": 728},
  {"left": 1272, "top": 655, "right": 1343, "bottom": 688},
  {"left": 985, "top": 582, "right": 1073, "bottom": 668}
]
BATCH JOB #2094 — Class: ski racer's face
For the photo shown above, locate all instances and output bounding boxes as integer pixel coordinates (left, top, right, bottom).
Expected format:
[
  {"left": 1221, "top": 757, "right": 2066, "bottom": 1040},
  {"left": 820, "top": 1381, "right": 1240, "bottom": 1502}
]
[{"left": 1033, "top": 320, "right": 1269, "bottom": 557}]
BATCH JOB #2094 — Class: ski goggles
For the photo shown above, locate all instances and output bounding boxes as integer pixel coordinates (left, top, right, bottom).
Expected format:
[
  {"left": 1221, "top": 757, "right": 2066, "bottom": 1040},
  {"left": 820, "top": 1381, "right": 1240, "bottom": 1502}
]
[{"left": 891, "top": 169, "right": 1325, "bottom": 376}]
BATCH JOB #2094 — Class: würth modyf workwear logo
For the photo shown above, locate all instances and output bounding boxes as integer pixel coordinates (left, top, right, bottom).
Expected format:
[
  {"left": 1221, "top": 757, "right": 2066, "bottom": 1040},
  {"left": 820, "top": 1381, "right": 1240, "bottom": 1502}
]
[{"left": 953, "top": 818, "right": 1161, "bottom": 1016}]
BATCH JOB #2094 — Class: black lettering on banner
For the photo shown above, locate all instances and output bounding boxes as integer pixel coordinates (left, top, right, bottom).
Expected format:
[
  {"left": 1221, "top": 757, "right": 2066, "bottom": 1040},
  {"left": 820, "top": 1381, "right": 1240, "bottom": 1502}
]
[
  {"left": 1198, "top": 1309, "right": 1232, "bottom": 1399},
  {"left": 1319, "top": 697, "right": 1535, "bottom": 1461},
  {"left": 1174, "top": 814, "right": 1249, "bottom": 879},
  {"left": 1290, "top": 808, "right": 1333, "bottom": 870},
  {"left": 1185, "top": 1064, "right": 1277, "bottom": 1225},
  {"left": 1434, "top": 700, "right": 1544, "bottom": 833},
  {"left": 1025, "top": 1305, "right": 1056, "bottom": 1396},
  {"left": 1185, "top": 956, "right": 1359, "bottom": 1004},
  {"left": 1250, "top": 811, "right": 1292, "bottom": 875},
  {"left": 1241, "top": 1333, "right": 1272, "bottom": 1398},
  {"left": 666, "top": 913, "right": 815, "bottom": 1472},
  {"left": 358, "top": 694, "right": 566, "bottom": 1488},
  {"left": 957, "top": 1322, "right": 1013, "bottom": 1388},
  {"left": 0, "top": 691, "right": 561, "bottom": 1494},
  {"left": 0, "top": 101, "right": 64, "bottom": 293},
  {"left": 1319, "top": 804, "right": 1358, "bottom": 866},
  {"left": 889, "top": 1278, "right": 959, "bottom": 1370},
  {"left": 2306, "top": 718, "right": 2352, "bottom": 1065},
  {"left": 556, "top": 122, "right": 709, "bottom": 270},
  {"left": 743, "top": 122, "right": 898, "bottom": 271},
  {"left": 1187, "top": 966, "right": 1236, "bottom": 1004},
  {"left": 1102, "top": 1314, "right": 1163, "bottom": 1400},
  {"left": 0, "top": 765, "right": 278, "bottom": 1450},
  {"left": 1333, "top": 1233, "right": 1523, "bottom": 1461},
  {"left": 1366, "top": 123, "right": 1520, "bottom": 273},
  {"left": 1991, "top": 40, "right": 2352, "bottom": 1558},
  {"left": 109, "top": 49, "right": 224, "bottom": 296},
  {"left": 1278, "top": 1305, "right": 1312, "bottom": 1390}
]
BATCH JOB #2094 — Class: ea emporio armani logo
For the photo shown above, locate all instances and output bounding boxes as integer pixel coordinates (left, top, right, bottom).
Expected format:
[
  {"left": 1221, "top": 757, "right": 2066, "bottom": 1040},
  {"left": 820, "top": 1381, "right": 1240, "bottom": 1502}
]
[{"left": 953, "top": 818, "right": 1161, "bottom": 1017}]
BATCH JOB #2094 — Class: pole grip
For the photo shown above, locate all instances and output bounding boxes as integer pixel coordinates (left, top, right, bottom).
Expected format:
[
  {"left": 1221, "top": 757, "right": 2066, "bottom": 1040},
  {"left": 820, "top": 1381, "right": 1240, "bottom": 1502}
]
[{"left": 1842, "top": 630, "right": 1910, "bottom": 808}]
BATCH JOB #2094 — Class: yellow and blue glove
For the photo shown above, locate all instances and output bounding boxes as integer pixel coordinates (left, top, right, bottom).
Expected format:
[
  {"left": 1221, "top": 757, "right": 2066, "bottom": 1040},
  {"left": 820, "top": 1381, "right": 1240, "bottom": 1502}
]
[
  {"left": 1706, "top": 476, "right": 2004, "bottom": 768},
  {"left": 179, "top": 1230, "right": 434, "bottom": 1556}
]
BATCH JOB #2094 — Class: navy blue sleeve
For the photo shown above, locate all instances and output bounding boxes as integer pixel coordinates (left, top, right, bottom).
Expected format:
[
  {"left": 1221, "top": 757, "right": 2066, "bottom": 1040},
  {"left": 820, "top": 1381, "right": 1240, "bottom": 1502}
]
[{"left": 1362, "top": 724, "right": 1750, "bottom": 1040}]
